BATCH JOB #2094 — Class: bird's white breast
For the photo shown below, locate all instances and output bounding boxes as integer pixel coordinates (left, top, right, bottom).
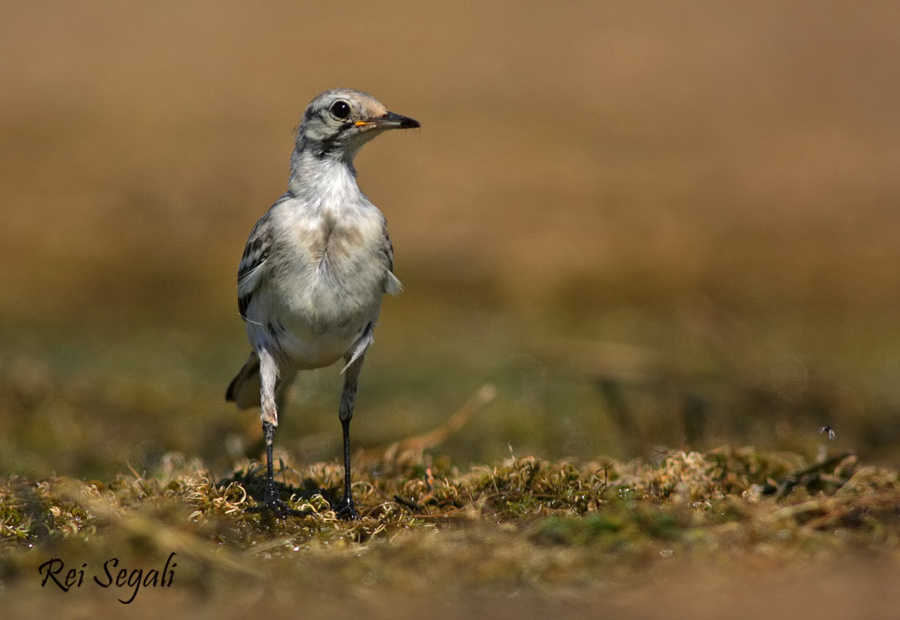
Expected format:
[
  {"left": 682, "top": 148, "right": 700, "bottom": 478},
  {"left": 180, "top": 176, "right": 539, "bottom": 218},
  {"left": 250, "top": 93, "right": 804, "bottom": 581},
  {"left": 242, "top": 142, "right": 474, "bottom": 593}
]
[{"left": 247, "top": 191, "right": 389, "bottom": 369}]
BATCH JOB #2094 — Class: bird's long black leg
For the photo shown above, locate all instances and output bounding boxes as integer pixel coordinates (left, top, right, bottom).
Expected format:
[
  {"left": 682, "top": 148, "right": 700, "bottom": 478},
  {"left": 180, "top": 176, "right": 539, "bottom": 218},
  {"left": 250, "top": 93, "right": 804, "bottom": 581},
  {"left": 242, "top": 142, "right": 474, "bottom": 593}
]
[
  {"left": 247, "top": 349, "right": 304, "bottom": 518},
  {"left": 338, "top": 416, "right": 356, "bottom": 518},
  {"left": 262, "top": 419, "right": 278, "bottom": 502},
  {"left": 336, "top": 353, "right": 365, "bottom": 519}
]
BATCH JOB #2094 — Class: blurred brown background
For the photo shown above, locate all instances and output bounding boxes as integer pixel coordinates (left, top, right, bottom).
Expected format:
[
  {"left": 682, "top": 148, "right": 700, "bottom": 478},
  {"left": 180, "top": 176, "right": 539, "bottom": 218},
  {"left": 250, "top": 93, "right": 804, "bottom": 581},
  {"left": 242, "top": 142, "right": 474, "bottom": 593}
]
[{"left": 1, "top": 1, "right": 899, "bottom": 478}]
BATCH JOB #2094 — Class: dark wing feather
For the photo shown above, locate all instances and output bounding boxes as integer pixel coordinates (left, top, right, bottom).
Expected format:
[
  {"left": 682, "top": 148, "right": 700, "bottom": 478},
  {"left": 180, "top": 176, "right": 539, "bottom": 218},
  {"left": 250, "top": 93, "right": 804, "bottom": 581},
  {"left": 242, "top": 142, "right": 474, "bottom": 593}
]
[
  {"left": 381, "top": 219, "right": 402, "bottom": 295},
  {"left": 237, "top": 215, "right": 274, "bottom": 319}
]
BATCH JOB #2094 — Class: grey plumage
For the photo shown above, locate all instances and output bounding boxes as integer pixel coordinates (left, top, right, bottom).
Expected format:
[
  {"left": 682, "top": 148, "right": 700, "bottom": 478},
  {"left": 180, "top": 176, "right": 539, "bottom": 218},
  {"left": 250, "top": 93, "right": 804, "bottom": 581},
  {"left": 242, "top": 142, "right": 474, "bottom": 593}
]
[{"left": 226, "top": 88, "right": 418, "bottom": 518}]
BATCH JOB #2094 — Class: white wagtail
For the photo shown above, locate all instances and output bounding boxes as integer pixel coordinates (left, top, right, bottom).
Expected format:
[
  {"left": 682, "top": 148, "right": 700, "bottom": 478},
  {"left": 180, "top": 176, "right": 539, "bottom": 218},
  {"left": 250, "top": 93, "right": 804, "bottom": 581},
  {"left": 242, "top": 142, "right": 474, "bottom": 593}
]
[{"left": 226, "top": 89, "right": 419, "bottom": 518}]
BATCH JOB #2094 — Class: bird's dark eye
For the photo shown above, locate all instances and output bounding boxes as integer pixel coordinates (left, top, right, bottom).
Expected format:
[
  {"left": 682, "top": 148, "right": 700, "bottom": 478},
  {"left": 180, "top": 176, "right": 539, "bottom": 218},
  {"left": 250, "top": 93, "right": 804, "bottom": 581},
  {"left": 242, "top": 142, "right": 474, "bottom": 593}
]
[{"left": 330, "top": 100, "right": 351, "bottom": 119}]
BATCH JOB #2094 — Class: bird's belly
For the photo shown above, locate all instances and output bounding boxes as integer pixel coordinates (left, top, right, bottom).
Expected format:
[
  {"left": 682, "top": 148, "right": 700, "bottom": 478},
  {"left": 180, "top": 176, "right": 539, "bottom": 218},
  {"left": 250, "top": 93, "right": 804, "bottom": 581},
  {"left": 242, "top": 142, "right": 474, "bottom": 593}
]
[
  {"left": 251, "top": 265, "right": 383, "bottom": 369},
  {"left": 272, "top": 320, "right": 369, "bottom": 369}
]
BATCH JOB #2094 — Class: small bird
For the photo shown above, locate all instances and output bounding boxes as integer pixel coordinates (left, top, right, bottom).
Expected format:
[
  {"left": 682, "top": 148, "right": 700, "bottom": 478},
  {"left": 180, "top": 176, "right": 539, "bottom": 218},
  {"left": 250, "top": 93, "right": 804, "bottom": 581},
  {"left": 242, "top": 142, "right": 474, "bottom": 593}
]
[{"left": 226, "top": 89, "right": 419, "bottom": 519}]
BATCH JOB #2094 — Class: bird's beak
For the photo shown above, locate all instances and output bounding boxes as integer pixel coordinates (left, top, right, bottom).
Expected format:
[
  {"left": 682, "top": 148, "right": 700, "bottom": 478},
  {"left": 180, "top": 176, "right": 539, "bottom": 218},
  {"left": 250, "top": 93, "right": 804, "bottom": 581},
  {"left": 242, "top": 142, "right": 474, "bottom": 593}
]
[{"left": 355, "top": 111, "right": 420, "bottom": 130}]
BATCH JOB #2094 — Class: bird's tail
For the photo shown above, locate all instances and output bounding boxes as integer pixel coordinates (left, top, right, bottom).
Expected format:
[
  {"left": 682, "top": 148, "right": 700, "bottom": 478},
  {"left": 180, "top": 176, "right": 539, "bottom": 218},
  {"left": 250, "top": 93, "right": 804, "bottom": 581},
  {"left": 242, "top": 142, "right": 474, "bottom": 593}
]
[{"left": 226, "top": 352, "right": 262, "bottom": 410}]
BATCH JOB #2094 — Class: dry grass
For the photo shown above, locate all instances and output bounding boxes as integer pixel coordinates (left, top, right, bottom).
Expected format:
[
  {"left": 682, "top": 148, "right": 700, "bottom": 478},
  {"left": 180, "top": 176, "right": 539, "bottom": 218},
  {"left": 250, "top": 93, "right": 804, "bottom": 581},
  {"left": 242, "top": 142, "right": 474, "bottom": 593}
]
[{"left": 2, "top": 447, "right": 899, "bottom": 618}]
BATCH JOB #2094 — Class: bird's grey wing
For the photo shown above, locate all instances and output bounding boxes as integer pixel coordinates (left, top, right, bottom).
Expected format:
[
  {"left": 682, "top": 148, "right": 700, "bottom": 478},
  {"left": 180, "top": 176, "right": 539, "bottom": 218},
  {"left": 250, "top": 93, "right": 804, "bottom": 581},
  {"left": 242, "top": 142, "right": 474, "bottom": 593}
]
[
  {"left": 381, "top": 221, "right": 402, "bottom": 295},
  {"left": 237, "top": 215, "right": 274, "bottom": 320}
]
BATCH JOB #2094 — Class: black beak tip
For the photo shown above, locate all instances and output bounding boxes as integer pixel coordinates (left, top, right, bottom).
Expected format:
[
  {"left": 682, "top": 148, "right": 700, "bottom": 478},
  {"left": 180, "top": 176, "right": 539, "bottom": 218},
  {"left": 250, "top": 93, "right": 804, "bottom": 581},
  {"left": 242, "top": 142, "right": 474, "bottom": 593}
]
[{"left": 383, "top": 111, "right": 420, "bottom": 129}]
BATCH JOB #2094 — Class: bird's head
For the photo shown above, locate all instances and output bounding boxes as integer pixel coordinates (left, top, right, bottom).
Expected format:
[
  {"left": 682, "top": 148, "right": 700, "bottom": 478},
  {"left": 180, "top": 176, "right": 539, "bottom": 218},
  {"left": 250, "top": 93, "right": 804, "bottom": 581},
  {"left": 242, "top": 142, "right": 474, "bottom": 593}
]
[{"left": 296, "top": 89, "right": 419, "bottom": 163}]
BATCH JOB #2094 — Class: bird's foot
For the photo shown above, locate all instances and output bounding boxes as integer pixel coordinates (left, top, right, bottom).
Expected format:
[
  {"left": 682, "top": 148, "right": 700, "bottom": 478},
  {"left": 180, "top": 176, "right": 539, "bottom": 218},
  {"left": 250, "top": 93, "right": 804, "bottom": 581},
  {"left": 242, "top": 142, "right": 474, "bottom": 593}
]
[
  {"left": 334, "top": 495, "right": 359, "bottom": 520},
  {"left": 247, "top": 486, "right": 308, "bottom": 519}
]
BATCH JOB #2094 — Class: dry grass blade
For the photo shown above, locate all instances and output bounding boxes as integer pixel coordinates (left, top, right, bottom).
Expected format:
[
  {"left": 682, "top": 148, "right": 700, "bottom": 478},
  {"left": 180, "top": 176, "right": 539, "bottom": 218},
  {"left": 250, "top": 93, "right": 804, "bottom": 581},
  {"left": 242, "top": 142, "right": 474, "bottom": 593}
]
[{"left": 366, "top": 384, "right": 497, "bottom": 462}]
